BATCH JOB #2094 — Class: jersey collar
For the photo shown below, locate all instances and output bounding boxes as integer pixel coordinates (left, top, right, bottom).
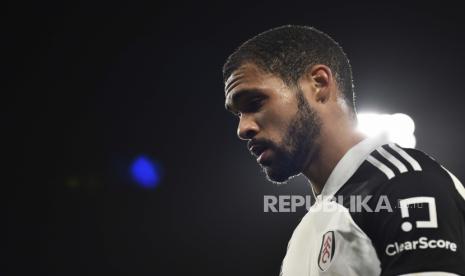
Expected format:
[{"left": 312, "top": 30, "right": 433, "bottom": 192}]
[{"left": 315, "top": 133, "right": 389, "bottom": 199}]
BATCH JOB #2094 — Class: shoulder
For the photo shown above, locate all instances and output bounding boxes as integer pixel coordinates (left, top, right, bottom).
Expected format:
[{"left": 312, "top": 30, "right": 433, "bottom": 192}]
[
  {"left": 335, "top": 144, "right": 465, "bottom": 275},
  {"left": 337, "top": 144, "right": 460, "bottom": 204},
  {"left": 336, "top": 143, "right": 464, "bottom": 230}
]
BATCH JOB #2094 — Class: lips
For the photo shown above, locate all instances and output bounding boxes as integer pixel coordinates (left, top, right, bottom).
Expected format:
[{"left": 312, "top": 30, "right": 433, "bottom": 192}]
[
  {"left": 249, "top": 144, "right": 267, "bottom": 158},
  {"left": 248, "top": 142, "right": 272, "bottom": 164},
  {"left": 257, "top": 148, "right": 272, "bottom": 164}
]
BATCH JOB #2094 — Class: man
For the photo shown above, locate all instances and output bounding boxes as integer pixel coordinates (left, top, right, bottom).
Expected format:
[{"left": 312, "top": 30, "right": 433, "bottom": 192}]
[{"left": 223, "top": 25, "right": 465, "bottom": 275}]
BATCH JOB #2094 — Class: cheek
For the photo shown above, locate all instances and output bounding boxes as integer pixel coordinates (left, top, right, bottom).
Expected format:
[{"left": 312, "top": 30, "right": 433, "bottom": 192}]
[{"left": 258, "top": 101, "right": 297, "bottom": 143}]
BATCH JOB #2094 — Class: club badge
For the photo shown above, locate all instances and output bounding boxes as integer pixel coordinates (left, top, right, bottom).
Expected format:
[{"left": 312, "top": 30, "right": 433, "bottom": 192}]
[{"left": 318, "top": 231, "right": 335, "bottom": 271}]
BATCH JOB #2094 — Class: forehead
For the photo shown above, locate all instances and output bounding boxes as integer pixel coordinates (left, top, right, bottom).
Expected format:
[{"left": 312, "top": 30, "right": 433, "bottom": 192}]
[
  {"left": 224, "top": 64, "right": 293, "bottom": 112},
  {"left": 224, "top": 63, "right": 283, "bottom": 97},
  {"left": 225, "top": 64, "right": 263, "bottom": 95}
]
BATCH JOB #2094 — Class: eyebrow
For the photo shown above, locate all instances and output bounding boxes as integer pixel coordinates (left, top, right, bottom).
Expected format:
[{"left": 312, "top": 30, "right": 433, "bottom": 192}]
[{"left": 224, "top": 88, "right": 266, "bottom": 113}]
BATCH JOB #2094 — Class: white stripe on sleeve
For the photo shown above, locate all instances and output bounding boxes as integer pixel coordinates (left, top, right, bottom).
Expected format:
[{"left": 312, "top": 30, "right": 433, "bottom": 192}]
[
  {"left": 376, "top": 147, "right": 408, "bottom": 173},
  {"left": 367, "top": 155, "right": 395, "bottom": 179},
  {"left": 388, "top": 143, "right": 422, "bottom": 171}
]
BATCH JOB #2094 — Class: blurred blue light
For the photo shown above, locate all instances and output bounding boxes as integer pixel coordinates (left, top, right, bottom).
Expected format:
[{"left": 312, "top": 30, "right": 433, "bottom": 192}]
[{"left": 130, "top": 156, "right": 160, "bottom": 188}]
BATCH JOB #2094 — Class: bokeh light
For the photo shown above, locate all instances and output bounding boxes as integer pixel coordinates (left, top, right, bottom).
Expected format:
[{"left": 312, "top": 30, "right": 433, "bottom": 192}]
[
  {"left": 357, "top": 112, "right": 416, "bottom": 148},
  {"left": 130, "top": 156, "right": 161, "bottom": 188}
]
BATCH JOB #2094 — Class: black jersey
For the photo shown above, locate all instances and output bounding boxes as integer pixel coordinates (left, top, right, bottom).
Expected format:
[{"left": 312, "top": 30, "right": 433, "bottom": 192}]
[{"left": 281, "top": 134, "right": 465, "bottom": 276}]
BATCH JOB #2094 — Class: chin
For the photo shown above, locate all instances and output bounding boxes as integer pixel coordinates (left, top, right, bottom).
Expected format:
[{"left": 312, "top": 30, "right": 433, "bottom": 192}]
[{"left": 263, "top": 165, "right": 300, "bottom": 185}]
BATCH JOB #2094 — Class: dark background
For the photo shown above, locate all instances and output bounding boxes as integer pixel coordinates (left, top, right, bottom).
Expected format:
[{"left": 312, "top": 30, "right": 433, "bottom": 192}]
[{"left": 4, "top": 1, "right": 465, "bottom": 275}]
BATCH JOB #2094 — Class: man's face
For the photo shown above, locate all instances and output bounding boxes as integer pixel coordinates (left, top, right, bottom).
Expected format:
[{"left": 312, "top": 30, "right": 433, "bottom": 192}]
[{"left": 225, "top": 63, "right": 321, "bottom": 183}]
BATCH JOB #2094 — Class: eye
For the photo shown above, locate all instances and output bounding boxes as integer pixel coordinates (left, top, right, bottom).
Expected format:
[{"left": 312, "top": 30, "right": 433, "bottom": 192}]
[{"left": 243, "top": 97, "right": 265, "bottom": 113}]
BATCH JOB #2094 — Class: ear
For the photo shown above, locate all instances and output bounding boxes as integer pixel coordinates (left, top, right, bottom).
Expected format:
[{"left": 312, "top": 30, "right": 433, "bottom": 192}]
[{"left": 300, "top": 64, "right": 334, "bottom": 104}]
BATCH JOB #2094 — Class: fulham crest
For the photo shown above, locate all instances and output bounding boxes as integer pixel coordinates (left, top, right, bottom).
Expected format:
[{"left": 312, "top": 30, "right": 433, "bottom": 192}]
[{"left": 318, "top": 231, "right": 335, "bottom": 271}]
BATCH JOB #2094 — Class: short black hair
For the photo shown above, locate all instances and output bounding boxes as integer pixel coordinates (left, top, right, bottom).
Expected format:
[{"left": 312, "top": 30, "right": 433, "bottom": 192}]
[{"left": 223, "top": 25, "right": 355, "bottom": 110}]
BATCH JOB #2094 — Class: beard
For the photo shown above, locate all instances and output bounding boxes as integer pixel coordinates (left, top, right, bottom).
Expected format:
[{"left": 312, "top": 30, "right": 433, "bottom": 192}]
[{"left": 261, "top": 91, "right": 321, "bottom": 184}]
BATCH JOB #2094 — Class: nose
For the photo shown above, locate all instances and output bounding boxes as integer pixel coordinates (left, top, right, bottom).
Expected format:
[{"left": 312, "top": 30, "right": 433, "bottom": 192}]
[{"left": 237, "top": 114, "right": 259, "bottom": 140}]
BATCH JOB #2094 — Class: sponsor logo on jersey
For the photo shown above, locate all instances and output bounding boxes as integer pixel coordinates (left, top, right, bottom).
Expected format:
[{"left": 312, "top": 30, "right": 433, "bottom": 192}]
[
  {"left": 385, "top": 236, "right": 457, "bottom": 256},
  {"left": 318, "top": 231, "right": 335, "bottom": 271},
  {"left": 398, "top": 197, "right": 437, "bottom": 232}
]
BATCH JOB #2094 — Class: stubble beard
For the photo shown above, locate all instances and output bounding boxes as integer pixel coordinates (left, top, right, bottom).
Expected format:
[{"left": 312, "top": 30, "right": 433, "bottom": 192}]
[{"left": 262, "top": 91, "right": 321, "bottom": 184}]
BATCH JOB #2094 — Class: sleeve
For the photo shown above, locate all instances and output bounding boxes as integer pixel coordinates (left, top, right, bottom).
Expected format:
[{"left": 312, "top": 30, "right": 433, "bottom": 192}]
[{"left": 365, "top": 170, "right": 465, "bottom": 276}]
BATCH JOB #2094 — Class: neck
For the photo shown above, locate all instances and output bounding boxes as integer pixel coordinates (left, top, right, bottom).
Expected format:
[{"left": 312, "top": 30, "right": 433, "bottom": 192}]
[{"left": 302, "top": 119, "right": 365, "bottom": 195}]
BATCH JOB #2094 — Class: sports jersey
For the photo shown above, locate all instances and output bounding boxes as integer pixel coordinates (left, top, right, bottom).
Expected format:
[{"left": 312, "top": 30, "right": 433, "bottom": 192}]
[{"left": 280, "top": 134, "right": 465, "bottom": 276}]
